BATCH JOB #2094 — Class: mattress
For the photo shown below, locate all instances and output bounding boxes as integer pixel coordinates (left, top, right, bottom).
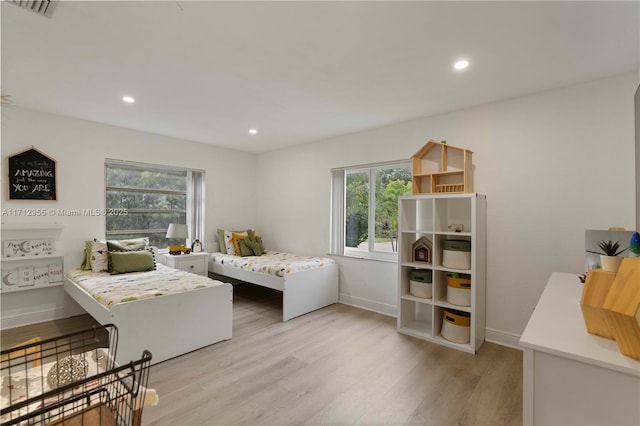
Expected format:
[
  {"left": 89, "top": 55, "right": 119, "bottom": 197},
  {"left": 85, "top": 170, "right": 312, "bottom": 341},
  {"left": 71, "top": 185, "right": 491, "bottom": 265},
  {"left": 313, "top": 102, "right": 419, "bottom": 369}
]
[
  {"left": 66, "top": 263, "right": 225, "bottom": 309},
  {"left": 210, "top": 251, "right": 335, "bottom": 278}
]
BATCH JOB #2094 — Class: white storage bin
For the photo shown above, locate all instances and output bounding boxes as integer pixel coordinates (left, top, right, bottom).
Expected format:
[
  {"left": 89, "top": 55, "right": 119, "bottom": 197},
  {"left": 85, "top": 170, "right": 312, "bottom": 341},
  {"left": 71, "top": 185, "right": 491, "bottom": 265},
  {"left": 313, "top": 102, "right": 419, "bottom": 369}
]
[
  {"left": 408, "top": 269, "right": 432, "bottom": 299},
  {"left": 441, "top": 309, "right": 470, "bottom": 344},
  {"left": 446, "top": 274, "right": 471, "bottom": 307},
  {"left": 442, "top": 240, "right": 471, "bottom": 269},
  {"left": 410, "top": 280, "right": 432, "bottom": 299}
]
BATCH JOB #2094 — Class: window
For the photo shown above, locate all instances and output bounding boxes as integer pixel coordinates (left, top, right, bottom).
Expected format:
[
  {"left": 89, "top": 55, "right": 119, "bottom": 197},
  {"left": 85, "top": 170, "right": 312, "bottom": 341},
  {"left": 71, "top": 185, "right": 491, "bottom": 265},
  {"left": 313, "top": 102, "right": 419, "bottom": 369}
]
[
  {"left": 105, "top": 160, "right": 204, "bottom": 248},
  {"left": 331, "top": 162, "right": 412, "bottom": 260}
]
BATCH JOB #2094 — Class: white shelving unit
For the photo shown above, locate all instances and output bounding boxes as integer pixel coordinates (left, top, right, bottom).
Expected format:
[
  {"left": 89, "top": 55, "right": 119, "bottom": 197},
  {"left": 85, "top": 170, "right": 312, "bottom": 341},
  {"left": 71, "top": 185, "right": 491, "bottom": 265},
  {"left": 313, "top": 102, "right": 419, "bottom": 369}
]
[
  {"left": 397, "top": 193, "right": 486, "bottom": 354},
  {"left": 1, "top": 222, "right": 64, "bottom": 292}
]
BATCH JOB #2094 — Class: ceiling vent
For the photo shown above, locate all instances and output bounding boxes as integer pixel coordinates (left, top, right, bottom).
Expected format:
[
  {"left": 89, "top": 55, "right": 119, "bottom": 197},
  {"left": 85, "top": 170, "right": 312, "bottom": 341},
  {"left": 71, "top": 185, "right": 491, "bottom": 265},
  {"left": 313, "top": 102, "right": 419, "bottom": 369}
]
[{"left": 8, "top": 1, "right": 57, "bottom": 18}]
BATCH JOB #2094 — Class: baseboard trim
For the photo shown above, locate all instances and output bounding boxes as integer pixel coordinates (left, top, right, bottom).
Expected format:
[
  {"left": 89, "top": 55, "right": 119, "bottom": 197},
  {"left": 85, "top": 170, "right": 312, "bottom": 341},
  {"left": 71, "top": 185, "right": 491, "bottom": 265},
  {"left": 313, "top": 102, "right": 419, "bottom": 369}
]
[
  {"left": 486, "top": 327, "right": 522, "bottom": 350},
  {"left": 338, "top": 293, "right": 396, "bottom": 317},
  {"left": 1, "top": 307, "right": 66, "bottom": 330},
  {"left": 337, "top": 296, "right": 523, "bottom": 350}
]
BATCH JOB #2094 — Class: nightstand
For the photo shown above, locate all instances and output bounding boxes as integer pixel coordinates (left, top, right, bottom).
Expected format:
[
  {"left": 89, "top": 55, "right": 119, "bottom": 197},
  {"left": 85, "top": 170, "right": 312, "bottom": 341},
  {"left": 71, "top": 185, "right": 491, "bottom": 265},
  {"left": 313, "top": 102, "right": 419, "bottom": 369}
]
[{"left": 159, "top": 252, "right": 209, "bottom": 276}]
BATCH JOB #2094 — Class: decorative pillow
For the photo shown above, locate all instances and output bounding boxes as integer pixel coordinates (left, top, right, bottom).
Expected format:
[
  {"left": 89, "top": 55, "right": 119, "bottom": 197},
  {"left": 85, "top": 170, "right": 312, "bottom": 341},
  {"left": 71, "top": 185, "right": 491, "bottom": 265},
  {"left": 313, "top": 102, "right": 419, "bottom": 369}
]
[
  {"left": 237, "top": 230, "right": 266, "bottom": 256},
  {"left": 109, "top": 250, "right": 155, "bottom": 274},
  {"left": 106, "top": 237, "right": 149, "bottom": 252},
  {"left": 217, "top": 229, "right": 227, "bottom": 254},
  {"left": 253, "top": 235, "right": 266, "bottom": 255},
  {"left": 90, "top": 240, "right": 109, "bottom": 273},
  {"left": 224, "top": 230, "right": 247, "bottom": 255},
  {"left": 238, "top": 239, "right": 264, "bottom": 256},
  {"left": 231, "top": 232, "right": 248, "bottom": 255},
  {"left": 80, "top": 240, "right": 93, "bottom": 270},
  {"left": 47, "top": 355, "right": 89, "bottom": 389}
]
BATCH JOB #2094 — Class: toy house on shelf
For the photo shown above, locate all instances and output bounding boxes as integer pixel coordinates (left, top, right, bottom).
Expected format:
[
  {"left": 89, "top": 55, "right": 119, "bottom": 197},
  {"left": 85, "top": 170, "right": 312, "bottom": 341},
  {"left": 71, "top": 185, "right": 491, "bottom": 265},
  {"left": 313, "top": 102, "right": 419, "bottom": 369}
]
[
  {"left": 412, "top": 140, "right": 473, "bottom": 195},
  {"left": 411, "top": 236, "right": 432, "bottom": 263}
]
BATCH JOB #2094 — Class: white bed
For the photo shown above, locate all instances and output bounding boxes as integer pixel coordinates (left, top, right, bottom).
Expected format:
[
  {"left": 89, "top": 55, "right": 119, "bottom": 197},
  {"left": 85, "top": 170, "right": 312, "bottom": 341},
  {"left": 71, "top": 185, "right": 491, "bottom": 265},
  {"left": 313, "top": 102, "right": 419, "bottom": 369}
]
[
  {"left": 64, "top": 264, "right": 232, "bottom": 365},
  {"left": 208, "top": 250, "right": 338, "bottom": 321}
]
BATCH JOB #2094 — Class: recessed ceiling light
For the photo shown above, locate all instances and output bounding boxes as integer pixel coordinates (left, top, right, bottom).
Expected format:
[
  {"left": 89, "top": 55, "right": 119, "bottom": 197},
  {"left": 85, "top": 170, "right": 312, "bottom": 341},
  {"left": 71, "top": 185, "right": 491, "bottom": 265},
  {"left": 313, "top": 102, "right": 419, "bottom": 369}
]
[
  {"left": 454, "top": 60, "right": 469, "bottom": 70},
  {"left": 249, "top": 129, "right": 257, "bottom": 135},
  {"left": 122, "top": 96, "right": 135, "bottom": 103}
]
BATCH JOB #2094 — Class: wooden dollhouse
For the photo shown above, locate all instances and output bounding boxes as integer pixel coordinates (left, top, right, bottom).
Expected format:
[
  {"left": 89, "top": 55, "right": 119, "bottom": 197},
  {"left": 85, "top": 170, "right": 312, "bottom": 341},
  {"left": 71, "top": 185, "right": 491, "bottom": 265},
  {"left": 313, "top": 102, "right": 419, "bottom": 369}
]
[{"left": 412, "top": 140, "right": 473, "bottom": 195}]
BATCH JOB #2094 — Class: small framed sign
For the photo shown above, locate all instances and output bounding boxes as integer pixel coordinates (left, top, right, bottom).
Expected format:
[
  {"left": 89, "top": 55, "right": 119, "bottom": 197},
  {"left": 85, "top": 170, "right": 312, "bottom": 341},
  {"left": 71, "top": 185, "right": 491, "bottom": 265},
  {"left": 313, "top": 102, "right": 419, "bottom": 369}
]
[
  {"left": 18, "top": 267, "right": 34, "bottom": 288},
  {"left": 2, "top": 269, "right": 19, "bottom": 290},
  {"left": 33, "top": 266, "right": 50, "bottom": 287},
  {"left": 7, "top": 147, "right": 57, "bottom": 201},
  {"left": 48, "top": 263, "right": 63, "bottom": 283}
]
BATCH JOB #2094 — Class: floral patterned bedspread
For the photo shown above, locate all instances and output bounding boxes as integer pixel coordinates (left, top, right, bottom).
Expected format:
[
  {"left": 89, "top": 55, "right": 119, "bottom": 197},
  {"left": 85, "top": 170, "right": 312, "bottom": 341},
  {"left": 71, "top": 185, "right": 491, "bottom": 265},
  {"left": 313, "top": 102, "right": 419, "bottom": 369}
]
[
  {"left": 66, "top": 264, "right": 224, "bottom": 309},
  {"left": 210, "top": 251, "right": 335, "bottom": 278}
]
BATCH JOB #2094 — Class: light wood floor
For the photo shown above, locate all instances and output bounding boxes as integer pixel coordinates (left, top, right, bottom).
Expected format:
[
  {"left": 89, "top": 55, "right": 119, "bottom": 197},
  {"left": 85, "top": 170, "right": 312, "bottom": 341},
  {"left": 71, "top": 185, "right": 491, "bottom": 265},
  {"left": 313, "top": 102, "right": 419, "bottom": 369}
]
[{"left": 1, "top": 284, "right": 523, "bottom": 425}]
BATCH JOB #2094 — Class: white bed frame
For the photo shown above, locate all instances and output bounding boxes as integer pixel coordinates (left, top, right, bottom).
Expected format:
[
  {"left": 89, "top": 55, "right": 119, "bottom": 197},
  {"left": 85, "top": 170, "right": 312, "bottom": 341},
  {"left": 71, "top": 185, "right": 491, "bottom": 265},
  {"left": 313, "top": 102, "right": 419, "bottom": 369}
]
[
  {"left": 64, "top": 278, "right": 233, "bottom": 365},
  {"left": 208, "top": 255, "right": 338, "bottom": 321}
]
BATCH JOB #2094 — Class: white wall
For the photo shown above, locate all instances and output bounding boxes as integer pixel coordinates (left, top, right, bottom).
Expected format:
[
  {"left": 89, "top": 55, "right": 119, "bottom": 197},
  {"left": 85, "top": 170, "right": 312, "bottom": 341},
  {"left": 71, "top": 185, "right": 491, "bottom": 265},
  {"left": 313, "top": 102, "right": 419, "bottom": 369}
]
[
  {"left": 1, "top": 107, "right": 257, "bottom": 328},
  {"left": 255, "top": 72, "right": 637, "bottom": 343},
  {"left": 2, "top": 72, "right": 636, "bottom": 342}
]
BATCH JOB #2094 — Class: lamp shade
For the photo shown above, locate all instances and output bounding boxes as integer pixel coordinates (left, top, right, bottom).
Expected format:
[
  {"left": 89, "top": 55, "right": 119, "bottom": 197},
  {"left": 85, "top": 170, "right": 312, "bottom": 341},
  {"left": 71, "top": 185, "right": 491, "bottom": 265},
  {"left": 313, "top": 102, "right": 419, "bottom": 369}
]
[{"left": 166, "top": 223, "right": 188, "bottom": 239}]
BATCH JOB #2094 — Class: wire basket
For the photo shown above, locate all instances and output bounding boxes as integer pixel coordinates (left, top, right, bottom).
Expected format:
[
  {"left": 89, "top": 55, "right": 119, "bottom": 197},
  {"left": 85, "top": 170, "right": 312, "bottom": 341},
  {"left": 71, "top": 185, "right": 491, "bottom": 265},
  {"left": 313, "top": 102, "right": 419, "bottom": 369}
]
[{"left": 1, "top": 324, "right": 152, "bottom": 426}]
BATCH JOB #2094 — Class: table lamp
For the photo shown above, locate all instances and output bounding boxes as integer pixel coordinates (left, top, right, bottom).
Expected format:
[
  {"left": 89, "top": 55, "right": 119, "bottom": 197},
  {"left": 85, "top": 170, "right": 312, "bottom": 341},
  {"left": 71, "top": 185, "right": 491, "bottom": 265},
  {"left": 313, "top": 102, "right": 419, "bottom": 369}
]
[{"left": 166, "top": 223, "right": 188, "bottom": 254}]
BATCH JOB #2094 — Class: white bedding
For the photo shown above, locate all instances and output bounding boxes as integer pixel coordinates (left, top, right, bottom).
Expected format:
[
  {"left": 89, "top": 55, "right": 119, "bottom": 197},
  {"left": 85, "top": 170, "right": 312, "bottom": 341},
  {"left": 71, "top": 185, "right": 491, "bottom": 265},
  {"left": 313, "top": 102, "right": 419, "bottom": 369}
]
[
  {"left": 66, "top": 263, "right": 226, "bottom": 309},
  {"left": 210, "top": 251, "right": 335, "bottom": 277}
]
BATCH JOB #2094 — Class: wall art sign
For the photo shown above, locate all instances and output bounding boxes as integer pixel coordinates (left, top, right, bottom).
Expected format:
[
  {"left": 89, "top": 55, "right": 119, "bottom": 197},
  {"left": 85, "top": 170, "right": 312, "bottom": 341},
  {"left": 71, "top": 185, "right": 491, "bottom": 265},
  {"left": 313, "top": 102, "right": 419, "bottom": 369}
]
[
  {"left": 2, "top": 239, "right": 54, "bottom": 258},
  {"left": 18, "top": 267, "right": 34, "bottom": 288},
  {"left": 7, "top": 147, "right": 57, "bottom": 201},
  {"left": 48, "top": 263, "right": 63, "bottom": 283},
  {"left": 2, "top": 269, "right": 19, "bottom": 289},
  {"left": 1, "top": 262, "right": 64, "bottom": 292},
  {"left": 33, "top": 266, "right": 50, "bottom": 287}
]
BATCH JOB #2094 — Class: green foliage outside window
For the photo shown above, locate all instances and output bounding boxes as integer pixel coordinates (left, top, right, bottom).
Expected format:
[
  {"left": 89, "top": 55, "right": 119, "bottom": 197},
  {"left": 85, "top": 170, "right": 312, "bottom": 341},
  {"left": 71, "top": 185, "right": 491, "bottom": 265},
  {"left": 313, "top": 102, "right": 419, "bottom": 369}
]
[
  {"left": 345, "top": 166, "right": 412, "bottom": 251},
  {"left": 106, "top": 163, "right": 188, "bottom": 247}
]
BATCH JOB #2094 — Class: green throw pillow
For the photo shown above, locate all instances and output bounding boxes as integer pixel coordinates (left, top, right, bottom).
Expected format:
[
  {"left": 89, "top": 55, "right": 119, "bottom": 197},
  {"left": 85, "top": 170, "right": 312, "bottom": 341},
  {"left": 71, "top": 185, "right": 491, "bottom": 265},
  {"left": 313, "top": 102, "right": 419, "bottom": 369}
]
[
  {"left": 109, "top": 250, "right": 155, "bottom": 274},
  {"left": 238, "top": 239, "right": 254, "bottom": 256},
  {"left": 254, "top": 235, "right": 266, "bottom": 255},
  {"left": 107, "top": 237, "right": 149, "bottom": 252},
  {"left": 217, "top": 229, "right": 227, "bottom": 254},
  {"left": 237, "top": 230, "right": 266, "bottom": 256},
  {"left": 80, "top": 240, "right": 93, "bottom": 270}
]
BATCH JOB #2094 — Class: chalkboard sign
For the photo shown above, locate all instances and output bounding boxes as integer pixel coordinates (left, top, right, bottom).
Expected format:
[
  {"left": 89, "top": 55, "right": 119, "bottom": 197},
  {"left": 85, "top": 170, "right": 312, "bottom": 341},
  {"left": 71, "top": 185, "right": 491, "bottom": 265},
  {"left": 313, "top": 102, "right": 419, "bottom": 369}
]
[{"left": 7, "top": 148, "right": 57, "bottom": 201}]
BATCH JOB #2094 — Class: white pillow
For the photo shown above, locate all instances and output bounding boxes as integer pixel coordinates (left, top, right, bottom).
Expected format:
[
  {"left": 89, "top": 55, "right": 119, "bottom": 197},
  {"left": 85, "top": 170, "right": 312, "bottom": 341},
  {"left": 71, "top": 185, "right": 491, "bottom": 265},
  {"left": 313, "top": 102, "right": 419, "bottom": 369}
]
[{"left": 90, "top": 240, "right": 108, "bottom": 273}]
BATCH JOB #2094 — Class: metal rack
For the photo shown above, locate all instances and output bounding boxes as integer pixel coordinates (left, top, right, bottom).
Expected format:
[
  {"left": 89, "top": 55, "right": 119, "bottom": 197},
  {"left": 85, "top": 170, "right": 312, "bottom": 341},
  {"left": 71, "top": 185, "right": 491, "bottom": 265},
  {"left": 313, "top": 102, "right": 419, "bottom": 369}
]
[{"left": 1, "top": 325, "right": 152, "bottom": 426}]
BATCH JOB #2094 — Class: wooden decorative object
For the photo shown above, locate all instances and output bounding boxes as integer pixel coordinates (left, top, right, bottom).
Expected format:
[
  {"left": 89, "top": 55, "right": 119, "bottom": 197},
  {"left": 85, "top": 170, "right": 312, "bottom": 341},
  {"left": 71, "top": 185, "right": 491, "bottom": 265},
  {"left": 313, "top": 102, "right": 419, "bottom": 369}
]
[
  {"left": 580, "top": 270, "right": 617, "bottom": 339},
  {"left": 411, "top": 140, "right": 473, "bottom": 195},
  {"left": 411, "top": 236, "right": 432, "bottom": 263},
  {"left": 602, "top": 259, "right": 640, "bottom": 360}
]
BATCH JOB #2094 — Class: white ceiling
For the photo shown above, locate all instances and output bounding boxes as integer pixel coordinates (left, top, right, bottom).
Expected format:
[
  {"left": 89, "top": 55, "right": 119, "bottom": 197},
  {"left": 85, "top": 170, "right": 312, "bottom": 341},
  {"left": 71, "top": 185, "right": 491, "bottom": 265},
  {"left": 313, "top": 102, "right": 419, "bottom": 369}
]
[{"left": 2, "top": 1, "right": 638, "bottom": 153}]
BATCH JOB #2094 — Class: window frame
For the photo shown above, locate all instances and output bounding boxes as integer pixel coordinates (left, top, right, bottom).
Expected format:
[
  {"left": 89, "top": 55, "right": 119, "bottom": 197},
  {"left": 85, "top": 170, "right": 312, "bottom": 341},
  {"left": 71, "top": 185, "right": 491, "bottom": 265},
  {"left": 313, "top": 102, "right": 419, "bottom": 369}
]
[
  {"left": 331, "top": 160, "right": 411, "bottom": 262},
  {"left": 104, "top": 159, "right": 204, "bottom": 250}
]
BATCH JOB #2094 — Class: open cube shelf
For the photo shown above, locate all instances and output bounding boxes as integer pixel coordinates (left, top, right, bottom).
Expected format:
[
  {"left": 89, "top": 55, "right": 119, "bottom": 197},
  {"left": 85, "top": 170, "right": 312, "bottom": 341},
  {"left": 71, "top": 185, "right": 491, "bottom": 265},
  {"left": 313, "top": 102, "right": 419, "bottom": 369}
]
[{"left": 397, "top": 193, "right": 486, "bottom": 354}]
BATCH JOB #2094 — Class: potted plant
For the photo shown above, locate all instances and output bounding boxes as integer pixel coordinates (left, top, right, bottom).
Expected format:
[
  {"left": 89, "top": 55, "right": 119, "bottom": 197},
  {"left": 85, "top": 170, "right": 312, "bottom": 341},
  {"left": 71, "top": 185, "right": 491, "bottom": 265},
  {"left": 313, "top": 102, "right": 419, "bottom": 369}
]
[{"left": 594, "top": 240, "right": 627, "bottom": 272}]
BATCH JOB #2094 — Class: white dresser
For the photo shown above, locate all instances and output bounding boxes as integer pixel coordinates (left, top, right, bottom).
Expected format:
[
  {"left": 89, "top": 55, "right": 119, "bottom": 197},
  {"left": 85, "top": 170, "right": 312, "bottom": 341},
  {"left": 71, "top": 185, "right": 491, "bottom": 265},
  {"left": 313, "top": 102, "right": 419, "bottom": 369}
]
[{"left": 520, "top": 272, "right": 640, "bottom": 426}]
